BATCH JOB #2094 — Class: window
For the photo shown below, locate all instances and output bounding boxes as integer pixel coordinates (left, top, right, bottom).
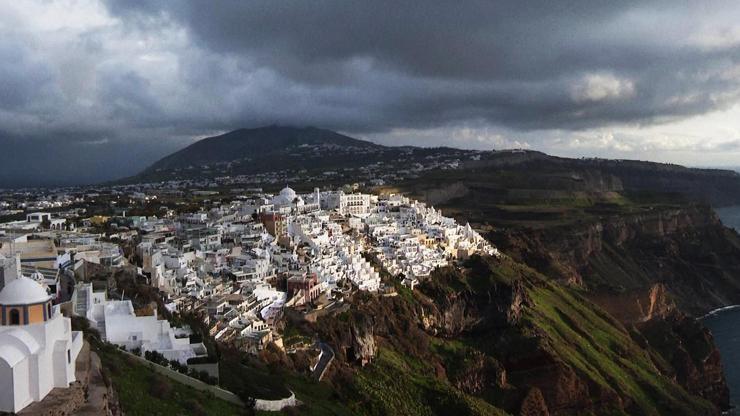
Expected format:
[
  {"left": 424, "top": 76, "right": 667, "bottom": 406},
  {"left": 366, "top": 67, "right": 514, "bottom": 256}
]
[
  {"left": 67, "top": 350, "right": 71, "bottom": 364},
  {"left": 9, "top": 309, "right": 20, "bottom": 325}
]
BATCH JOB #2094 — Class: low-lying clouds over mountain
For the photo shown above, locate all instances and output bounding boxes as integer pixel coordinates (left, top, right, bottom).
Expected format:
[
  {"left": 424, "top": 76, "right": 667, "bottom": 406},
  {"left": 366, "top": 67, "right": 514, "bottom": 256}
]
[{"left": 2, "top": 0, "right": 740, "bottom": 186}]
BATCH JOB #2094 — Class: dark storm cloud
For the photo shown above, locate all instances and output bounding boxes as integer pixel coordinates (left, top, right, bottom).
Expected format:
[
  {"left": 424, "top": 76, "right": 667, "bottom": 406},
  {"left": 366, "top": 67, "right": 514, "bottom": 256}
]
[
  {"left": 2, "top": 1, "right": 740, "bottom": 186},
  {"left": 104, "top": 0, "right": 740, "bottom": 131}
]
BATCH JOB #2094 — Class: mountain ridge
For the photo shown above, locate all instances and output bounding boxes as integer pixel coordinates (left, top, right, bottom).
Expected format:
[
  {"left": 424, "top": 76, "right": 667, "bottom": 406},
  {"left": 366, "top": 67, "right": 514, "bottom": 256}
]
[
  {"left": 142, "top": 125, "right": 382, "bottom": 172},
  {"left": 125, "top": 126, "right": 740, "bottom": 208}
]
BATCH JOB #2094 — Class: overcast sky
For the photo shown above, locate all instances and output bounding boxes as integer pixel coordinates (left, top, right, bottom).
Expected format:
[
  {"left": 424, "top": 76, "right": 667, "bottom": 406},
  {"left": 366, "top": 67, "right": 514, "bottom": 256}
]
[{"left": 2, "top": 1, "right": 740, "bottom": 187}]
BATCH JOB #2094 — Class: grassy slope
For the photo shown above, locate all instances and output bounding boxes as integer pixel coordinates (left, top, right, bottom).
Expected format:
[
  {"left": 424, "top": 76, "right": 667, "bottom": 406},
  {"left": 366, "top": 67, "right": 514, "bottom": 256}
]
[
  {"left": 280, "top": 255, "right": 716, "bottom": 415},
  {"left": 521, "top": 271, "right": 715, "bottom": 415},
  {"left": 415, "top": 256, "right": 717, "bottom": 415},
  {"left": 93, "top": 256, "right": 720, "bottom": 416},
  {"left": 352, "top": 348, "right": 507, "bottom": 416},
  {"left": 95, "top": 343, "right": 243, "bottom": 416},
  {"left": 267, "top": 343, "right": 507, "bottom": 416}
]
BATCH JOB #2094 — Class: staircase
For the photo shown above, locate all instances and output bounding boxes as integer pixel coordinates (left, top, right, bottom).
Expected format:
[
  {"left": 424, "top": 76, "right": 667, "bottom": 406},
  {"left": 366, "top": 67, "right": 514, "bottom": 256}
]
[
  {"left": 75, "top": 285, "right": 89, "bottom": 317},
  {"left": 96, "top": 321, "right": 107, "bottom": 340}
]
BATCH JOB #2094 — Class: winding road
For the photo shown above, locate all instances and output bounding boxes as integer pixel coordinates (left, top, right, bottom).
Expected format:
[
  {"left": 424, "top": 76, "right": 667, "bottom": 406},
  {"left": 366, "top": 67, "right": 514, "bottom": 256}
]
[{"left": 312, "top": 342, "right": 335, "bottom": 381}]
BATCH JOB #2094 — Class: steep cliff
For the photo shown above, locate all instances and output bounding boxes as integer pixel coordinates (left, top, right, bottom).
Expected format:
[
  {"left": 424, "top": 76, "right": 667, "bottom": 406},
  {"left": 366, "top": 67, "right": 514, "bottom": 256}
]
[
  {"left": 490, "top": 203, "right": 740, "bottom": 317},
  {"left": 384, "top": 155, "right": 740, "bottom": 415},
  {"left": 307, "top": 256, "right": 725, "bottom": 415}
]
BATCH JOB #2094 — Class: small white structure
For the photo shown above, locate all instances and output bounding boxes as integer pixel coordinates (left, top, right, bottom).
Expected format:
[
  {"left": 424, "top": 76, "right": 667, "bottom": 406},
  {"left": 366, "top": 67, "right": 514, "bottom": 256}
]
[
  {"left": 25, "top": 212, "right": 65, "bottom": 230},
  {"left": 0, "top": 253, "right": 20, "bottom": 292},
  {"left": 271, "top": 186, "right": 319, "bottom": 214},
  {"left": 0, "top": 277, "right": 82, "bottom": 413},
  {"left": 74, "top": 284, "right": 208, "bottom": 364}
]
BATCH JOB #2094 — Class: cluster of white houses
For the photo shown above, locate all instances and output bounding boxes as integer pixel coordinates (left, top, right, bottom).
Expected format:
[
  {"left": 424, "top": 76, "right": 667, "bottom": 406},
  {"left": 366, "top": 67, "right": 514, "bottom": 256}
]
[
  {"left": 0, "top": 185, "right": 498, "bottom": 412},
  {"left": 133, "top": 186, "right": 497, "bottom": 352}
]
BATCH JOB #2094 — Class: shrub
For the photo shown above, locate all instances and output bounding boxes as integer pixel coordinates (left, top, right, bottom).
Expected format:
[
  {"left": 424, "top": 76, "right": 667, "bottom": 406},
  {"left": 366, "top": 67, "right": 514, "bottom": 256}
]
[
  {"left": 183, "top": 398, "right": 208, "bottom": 416},
  {"left": 147, "top": 374, "right": 173, "bottom": 399}
]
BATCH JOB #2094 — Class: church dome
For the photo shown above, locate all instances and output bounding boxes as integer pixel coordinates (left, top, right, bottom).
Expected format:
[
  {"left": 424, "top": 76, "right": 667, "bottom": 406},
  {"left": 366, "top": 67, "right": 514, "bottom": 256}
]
[
  {"left": 0, "top": 277, "right": 51, "bottom": 305},
  {"left": 279, "top": 186, "right": 297, "bottom": 201},
  {"left": 272, "top": 186, "right": 298, "bottom": 206}
]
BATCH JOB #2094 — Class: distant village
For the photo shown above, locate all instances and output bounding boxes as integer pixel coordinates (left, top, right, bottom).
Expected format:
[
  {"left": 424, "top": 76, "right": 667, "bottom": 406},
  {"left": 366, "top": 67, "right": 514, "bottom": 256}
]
[{"left": 0, "top": 163, "right": 498, "bottom": 413}]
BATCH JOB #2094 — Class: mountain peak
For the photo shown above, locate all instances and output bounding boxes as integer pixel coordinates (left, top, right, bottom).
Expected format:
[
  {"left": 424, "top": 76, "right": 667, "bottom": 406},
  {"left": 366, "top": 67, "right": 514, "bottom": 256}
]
[{"left": 133, "top": 126, "right": 386, "bottom": 181}]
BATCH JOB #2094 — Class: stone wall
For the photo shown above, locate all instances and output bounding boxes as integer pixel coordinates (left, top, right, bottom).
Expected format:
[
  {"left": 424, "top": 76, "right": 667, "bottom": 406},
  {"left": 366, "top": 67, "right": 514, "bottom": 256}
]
[
  {"left": 187, "top": 362, "right": 220, "bottom": 380},
  {"left": 118, "top": 349, "right": 299, "bottom": 412},
  {"left": 254, "top": 392, "right": 298, "bottom": 412},
  {"left": 119, "top": 350, "right": 244, "bottom": 406}
]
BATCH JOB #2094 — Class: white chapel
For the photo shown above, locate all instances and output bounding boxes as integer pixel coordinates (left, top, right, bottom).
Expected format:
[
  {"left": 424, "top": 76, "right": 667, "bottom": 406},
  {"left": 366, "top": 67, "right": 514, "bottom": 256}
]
[{"left": 0, "top": 276, "right": 82, "bottom": 413}]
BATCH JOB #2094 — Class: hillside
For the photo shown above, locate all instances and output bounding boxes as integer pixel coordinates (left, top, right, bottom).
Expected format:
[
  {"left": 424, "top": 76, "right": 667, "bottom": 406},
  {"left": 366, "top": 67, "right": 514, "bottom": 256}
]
[
  {"left": 281, "top": 156, "right": 740, "bottom": 414},
  {"left": 129, "top": 127, "right": 740, "bottom": 209},
  {"left": 129, "top": 125, "right": 441, "bottom": 183},
  {"left": 107, "top": 140, "right": 740, "bottom": 414},
  {"left": 398, "top": 153, "right": 740, "bottom": 315},
  {"left": 459, "top": 150, "right": 740, "bottom": 207},
  {"left": 149, "top": 126, "right": 381, "bottom": 171},
  {"left": 282, "top": 256, "right": 727, "bottom": 415}
]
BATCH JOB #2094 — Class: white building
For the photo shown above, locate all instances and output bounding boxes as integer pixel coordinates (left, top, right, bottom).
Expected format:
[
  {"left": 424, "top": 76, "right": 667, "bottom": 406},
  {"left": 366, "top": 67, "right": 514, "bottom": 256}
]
[
  {"left": 74, "top": 284, "right": 208, "bottom": 364},
  {"left": 322, "top": 191, "right": 374, "bottom": 216},
  {"left": 0, "top": 277, "right": 83, "bottom": 413},
  {"left": 340, "top": 193, "right": 374, "bottom": 216},
  {"left": 272, "top": 186, "right": 320, "bottom": 214},
  {"left": 272, "top": 186, "right": 301, "bottom": 213},
  {"left": 25, "top": 213, "right": 66, "bottom": 230}
]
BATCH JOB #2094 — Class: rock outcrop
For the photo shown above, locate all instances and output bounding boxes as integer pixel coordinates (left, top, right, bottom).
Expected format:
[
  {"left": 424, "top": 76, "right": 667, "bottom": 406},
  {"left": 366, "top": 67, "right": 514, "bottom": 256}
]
[
  {"left": 350, "top": 318, "right": 376, "bottom": 366},
  {"left": 637, "top": 313, "right": 730, "bottom": 409},
  {"left": 519, "top": 387, "right": 550, "bottom": 416}
]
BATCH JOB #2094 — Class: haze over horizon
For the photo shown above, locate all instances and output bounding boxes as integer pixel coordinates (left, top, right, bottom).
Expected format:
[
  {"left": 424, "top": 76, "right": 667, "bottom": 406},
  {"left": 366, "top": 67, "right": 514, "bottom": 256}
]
[{"left": 2, "top": 1, "right": 740, "bottom": 187}]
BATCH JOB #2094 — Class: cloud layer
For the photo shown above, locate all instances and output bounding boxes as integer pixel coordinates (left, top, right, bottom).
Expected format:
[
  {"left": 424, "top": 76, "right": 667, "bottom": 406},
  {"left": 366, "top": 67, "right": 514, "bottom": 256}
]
[{"left": 2, "top": 1, "right": 740, "bottom": 186}]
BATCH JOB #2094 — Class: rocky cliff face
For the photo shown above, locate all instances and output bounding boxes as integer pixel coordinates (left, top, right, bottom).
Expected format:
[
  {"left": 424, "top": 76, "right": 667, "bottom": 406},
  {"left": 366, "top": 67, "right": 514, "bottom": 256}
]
[
  {"left": 383, "top": 152, "right": 740, "bottom": 415},
  {"left": 310, "top": 256, "right": 724, "bottom": 415},
  {"left": 350, "top": 318, "right": 377, "bottom": 366},
  {"left": 636, "top": 312, "right": 730, "bottom": 408},
  {"left": 492, "top": 203, "right": 740, "bottom": 316},
  {"left": 590, "top": 283, "right": 676, "bottom": 323},
  {"left": 415, "top": 271, "right": 528, "bottom": 337}
]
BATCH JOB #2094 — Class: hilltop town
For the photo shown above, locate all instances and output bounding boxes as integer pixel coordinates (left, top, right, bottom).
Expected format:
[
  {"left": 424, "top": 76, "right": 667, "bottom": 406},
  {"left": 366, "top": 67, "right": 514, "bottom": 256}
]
[{"left": 0, "top": 172, "right": 497, "bottom": 413}]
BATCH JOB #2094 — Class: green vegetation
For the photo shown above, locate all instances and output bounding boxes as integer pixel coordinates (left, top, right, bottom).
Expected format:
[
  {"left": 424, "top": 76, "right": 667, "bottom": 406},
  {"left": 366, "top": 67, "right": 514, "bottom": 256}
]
[
  {"left": 219, "top": 350, "right": 292, "bottom": 401},
  {"left": 352, "top": 348, "right": 507, "bottom": 416},
  {"left": 283, "top": 375, "right": 357, "bottom": 416},
  {"left": 95, "top": 342, "right": 244, "bottom": 416},
  {"left": 414, "top": 255, "right": 721, "bottom": 415},
  {"left": 523, "top": 277, "right": 716, "bottom": 415},
  {"left": 282, "top": 320, "right": 313, "bottom": 349}
]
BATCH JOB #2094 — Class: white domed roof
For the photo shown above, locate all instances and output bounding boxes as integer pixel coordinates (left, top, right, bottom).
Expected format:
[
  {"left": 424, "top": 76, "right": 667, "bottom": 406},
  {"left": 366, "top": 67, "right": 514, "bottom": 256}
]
[
  {"left": 272, "top": 186, "right": 299, "bottom": 207},
  {"left": 0, "top": 277, "right": 51, "bottom": 305},
  {"left": 279, "top": 186, "right": 297, "bottom": 201}
]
